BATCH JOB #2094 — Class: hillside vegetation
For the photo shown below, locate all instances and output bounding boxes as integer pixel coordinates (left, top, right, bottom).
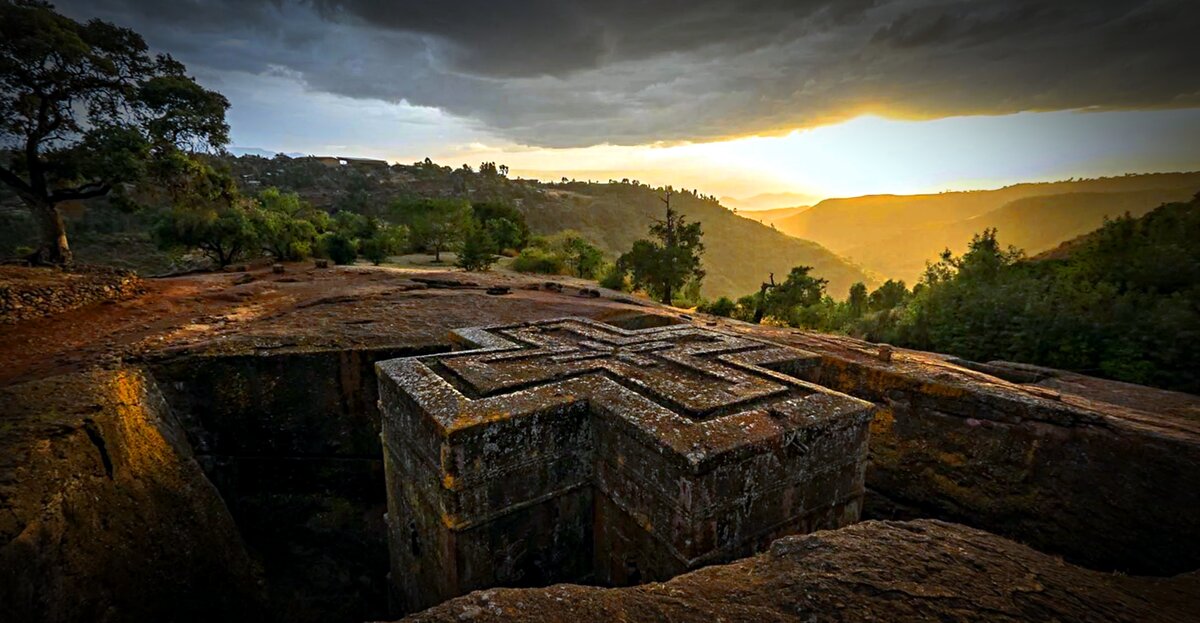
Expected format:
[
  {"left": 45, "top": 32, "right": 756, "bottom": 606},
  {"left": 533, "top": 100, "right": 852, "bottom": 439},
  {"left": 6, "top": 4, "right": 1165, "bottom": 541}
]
[
  {"left": 225, "top": 156, "right": 872, "bottom": 298},
  {"left": 708, "top": 194, "right": 1200, "bottom": 393},
  {"left": 525, "top": 183, "right": 867, "bottom": 298},
  {"left": 2, "top": 155, "right": 870, "bottom": 298},
  {"left": 846, "top": 186, "right": 1200, "bottom": 283},
  {"left": 774, "top": 172, "right": 1200, "bottom": 281}
]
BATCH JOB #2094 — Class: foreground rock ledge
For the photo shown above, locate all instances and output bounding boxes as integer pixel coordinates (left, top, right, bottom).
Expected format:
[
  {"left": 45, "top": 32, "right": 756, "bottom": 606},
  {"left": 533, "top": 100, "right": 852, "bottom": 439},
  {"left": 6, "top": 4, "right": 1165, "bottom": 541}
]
[{"left": 401, "top": 519, "right": 1200, "bottom": 623}]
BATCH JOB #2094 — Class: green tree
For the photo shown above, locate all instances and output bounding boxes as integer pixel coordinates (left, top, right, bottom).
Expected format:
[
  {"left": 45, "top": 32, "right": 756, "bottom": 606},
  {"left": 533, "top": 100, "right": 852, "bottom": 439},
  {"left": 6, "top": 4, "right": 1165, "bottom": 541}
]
[
  {"left": 333, "top": 210, "right": 372, "bottom": 239},
  {"left": 320, "top": 231, "right": 358, "bottom": 265},
  {"left": 0, "top": 0, "right": 229, "bottom": 264},
  {"left": 455, "top": 219, "right": 496, "bottom": 271},
  {"left": 360, "top": 223, "right": 407, "bottom": 265},
  {"left": 868, "top": 279, "right": 910, "bottom": 311},
  {"left": 847, "top": 282, "right": 868, "bottom": 318},
  {"left": 472, "top": 201, "right": 529, "bottom": 251},
  {"left": 392, "top": 198, "right": 469, "bottom": 262},
  {"left": 763, "top": 265, "right": 827, "bottom": 320},
  {"left": 561, "top": 233, "right": 604, "bottom": 278},
  {"left": 154, "top": 159, "right": 256, "bottom": 267},
  {"left": 252, "top": 188, "right": 318, "bottom": 261},
  {"left": 698, "top": 296, "right": 737, "bottom": 317},
  {"left": 485, "top": 217, "right": 523, "bottom": 253},
  {"left": 618, "top": 192, "right": 705, "bottom": 304}
]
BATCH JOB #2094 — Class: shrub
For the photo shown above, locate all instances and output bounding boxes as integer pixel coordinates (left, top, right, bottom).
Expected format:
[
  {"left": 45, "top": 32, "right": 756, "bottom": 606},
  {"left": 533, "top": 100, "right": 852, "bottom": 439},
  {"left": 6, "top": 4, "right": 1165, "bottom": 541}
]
[
  {"left": 360, "top": 224, "right": 407, "bottom": 266},
  {"left": 598, "top": 263, "right": 629, "bottom": 291},
  {"left": 698, "top": 296, "right": 736, "bottom": 317},
  {"left": 320, "top": 232, "right": 358, "bottom": 265},
  {"left": 510, "top": 247, "right": 566, "bottom": 274},
  {"left": 156, "top": 202, "right": 259, "bottom": 268},
  {"left": 455, "top": 220, "right": 497, "bottom": 271}
]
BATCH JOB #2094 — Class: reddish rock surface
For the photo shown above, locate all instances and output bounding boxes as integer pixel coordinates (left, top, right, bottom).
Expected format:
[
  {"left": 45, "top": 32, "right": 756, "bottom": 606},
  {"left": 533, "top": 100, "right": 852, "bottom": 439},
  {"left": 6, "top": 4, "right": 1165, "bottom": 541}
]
[
  {"left": 712, "top": 322, "right": 1200, "bottom": 575},
  {"left": 0, "top": 265, "right": 143, "bottom": 325},
  {"left": 401, "top": 519, "right": 1200, "bottom": 623},
  {"left": 0, "top": 264, "right": 662, "bottom": 388}
]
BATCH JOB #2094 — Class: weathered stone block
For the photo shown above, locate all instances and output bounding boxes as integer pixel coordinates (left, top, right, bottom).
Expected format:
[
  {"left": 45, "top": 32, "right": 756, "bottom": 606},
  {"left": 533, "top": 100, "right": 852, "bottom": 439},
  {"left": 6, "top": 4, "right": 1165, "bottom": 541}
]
[{"left": 377, "top": 318, "right": 874, "bottom": 612}]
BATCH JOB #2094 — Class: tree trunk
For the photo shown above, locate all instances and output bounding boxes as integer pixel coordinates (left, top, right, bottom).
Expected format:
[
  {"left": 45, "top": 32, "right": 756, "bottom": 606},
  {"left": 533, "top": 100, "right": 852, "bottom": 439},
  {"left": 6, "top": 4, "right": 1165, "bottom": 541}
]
[
  {"left": 30, "top": 201, "right": 72, "bottom": 265},
  {"left": 753, "top": 288, "right": 770, "bottom": 324},
  {"left": 661, "top": 284, "right": 672, "bottom": 306}
]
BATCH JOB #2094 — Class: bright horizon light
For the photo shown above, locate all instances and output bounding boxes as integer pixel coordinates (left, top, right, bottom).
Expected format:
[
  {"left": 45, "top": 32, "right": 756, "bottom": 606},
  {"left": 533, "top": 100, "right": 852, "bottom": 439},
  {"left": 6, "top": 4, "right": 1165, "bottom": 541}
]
[
  {"left": 220, "top": 68, "right": 1200, "bottom": 206},
  {"left": 420, "top": 109, "right": 1200, "bottom": 204}
]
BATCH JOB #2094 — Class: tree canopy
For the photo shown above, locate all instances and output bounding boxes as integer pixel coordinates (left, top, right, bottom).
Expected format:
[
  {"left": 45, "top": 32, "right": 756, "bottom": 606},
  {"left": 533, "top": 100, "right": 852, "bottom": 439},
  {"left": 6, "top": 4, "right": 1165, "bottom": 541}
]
[
  {"left": 0, "top": 0, "right": 230, "bottom": 264},
  {"left": 618, "top": 192, "right": 705, "bottom": 304}
]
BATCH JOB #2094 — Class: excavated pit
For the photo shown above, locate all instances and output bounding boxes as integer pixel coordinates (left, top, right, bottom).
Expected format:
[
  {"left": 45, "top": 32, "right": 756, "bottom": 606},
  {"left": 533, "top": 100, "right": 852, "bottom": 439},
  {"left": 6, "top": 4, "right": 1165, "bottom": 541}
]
[
  {"left": 5, "top": 304, "right": 1199, "bottom": 623},
  {"left": 145, "top": 345, "right": 450, "bottom": 623},
  {"left": 141, "top": 320, "right": 1200, "bottom": 622},
  {"left": 137, "top": 314, "right": 695, "bottom": 622}
]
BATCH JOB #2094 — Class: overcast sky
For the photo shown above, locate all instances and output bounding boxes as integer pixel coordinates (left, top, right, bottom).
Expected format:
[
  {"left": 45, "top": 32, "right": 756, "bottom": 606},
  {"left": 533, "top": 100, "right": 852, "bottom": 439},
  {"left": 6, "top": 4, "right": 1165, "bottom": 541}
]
[{"left": 58, "top": 0, "right": 1200, "bottom": 201}]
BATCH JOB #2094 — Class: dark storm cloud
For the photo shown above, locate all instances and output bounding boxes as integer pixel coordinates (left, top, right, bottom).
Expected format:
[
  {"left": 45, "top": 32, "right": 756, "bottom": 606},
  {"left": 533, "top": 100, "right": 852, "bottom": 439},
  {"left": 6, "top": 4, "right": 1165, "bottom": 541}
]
[
  {"left": 57, "top": 0, "right": 1200, "bottom": 147},
  {"left": 307, "top": 0, "right": 876, "bottom": 77}
]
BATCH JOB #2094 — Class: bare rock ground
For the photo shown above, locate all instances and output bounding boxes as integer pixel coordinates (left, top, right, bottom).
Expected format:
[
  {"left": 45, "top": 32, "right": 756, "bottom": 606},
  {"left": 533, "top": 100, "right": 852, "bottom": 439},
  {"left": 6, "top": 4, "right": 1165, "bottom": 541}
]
[{"left": 402, "top": 519, "right": 1200, "bottom": 623}]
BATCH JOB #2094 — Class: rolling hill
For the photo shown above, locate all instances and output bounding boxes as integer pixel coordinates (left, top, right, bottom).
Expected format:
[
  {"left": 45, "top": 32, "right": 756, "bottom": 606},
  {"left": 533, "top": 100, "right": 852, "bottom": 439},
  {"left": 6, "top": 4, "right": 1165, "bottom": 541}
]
[
  {"left": 847, "top": 186, "right": 1200, "bottom": 283},
  {"left": 720, "top": 191, "right": 818, "bottom": 211},
  {"left": 773, "top": 172, "right": 1200, "bottom": 283},
  {"left": 736, "top": 205, "right": 809, "bottom": 228},
  {"left": 516, "top": 183, "right": 870, "bottom": 299}
]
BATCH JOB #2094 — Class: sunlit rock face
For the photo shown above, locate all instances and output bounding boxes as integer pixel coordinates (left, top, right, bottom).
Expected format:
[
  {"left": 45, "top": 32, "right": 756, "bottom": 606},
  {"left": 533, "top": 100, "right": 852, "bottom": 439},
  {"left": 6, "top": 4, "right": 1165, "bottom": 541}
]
[
  {"left": 377, "top": 317, "right": 874, "bottom": 612},
  {"left": 0, "top": 368, "right": 265, "bottom": 622}
]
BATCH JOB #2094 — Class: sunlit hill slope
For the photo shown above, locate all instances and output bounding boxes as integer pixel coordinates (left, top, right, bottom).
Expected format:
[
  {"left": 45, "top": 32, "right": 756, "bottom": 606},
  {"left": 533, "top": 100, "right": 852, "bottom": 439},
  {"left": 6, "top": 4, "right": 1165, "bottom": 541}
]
[
  {"left": 524, "top": 182, "right": 869, "bottom": 299},
  {"left": 774, "top": 172, "right": 1200, "bottom": 283}
]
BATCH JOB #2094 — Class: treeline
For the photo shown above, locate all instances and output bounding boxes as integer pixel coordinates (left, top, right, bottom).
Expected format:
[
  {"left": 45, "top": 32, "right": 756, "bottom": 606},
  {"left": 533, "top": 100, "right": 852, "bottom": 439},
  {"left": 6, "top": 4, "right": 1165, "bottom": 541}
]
[
  {"left": 701, "top": 196, "right": 1200, "bottom": 393},
  {"left": 151, "top": 156, "right": 546, "bottom": 271}
]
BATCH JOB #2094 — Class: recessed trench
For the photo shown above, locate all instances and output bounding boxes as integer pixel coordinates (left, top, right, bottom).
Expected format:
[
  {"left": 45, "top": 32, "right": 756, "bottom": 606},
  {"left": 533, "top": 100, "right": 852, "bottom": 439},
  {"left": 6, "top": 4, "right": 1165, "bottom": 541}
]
[
  {"left": 148, "top": 345, "right": 449, "bottom": 623},
  {"left": 142, "top": 314, "right": 692, "bottom": 623},
  {"left": 138, "top": 316, "right": 1199, "bottom": 622}
]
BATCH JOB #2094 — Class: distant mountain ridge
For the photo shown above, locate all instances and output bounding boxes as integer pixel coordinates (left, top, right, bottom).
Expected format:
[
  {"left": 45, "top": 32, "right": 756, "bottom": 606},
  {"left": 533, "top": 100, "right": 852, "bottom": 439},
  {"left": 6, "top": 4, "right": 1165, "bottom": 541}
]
[
  {"left": 721, "top": 191, "right": 818, "bottom": 212},
  {"left": 228, "top": 146, "right": 309, "bottom": 159},
  {"left": 736, "top": 205, "right": 809, "bottom": 228},
  {"left": 773, "top": 172, "right": 1200, "bottom": 283}
]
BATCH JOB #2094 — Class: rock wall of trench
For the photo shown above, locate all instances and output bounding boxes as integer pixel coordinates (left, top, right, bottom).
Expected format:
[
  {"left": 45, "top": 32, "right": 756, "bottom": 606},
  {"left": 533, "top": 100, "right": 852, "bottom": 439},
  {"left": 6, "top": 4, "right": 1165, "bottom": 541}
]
[
  {"left": 0, "top": 368, "right": 265, "bottom": 623},
  {"left": 147, "top": 344, "right": 447, "bottom": 623},
  {"left": 794, "top": 354, "right": 1200, "bottom": 575},
  {"left": 4, "top": 314, "right": 1198, "bottom": 623}
]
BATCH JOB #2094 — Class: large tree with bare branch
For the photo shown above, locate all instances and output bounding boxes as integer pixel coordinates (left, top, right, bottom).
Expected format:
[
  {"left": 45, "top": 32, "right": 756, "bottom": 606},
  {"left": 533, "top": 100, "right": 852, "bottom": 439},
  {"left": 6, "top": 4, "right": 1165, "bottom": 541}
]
[
  {"left": 0, "top": 0, "right": 229, "bottom": 264},
  {"left": 618, "top": 191, "right": 706, "bottom": 305}
]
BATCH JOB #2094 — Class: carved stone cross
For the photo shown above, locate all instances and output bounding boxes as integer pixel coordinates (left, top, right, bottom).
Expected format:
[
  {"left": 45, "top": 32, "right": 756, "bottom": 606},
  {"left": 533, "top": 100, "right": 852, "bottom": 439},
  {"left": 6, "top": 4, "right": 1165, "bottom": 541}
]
[{"left": 377, "top": 317, "right": 872, "bottom": 613}]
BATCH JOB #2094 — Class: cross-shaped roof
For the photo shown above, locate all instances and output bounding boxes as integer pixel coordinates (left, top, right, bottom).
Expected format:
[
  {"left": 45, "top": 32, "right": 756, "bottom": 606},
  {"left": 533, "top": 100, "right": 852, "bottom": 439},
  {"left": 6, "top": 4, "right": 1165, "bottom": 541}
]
[{"left": 377, "top": 317, "right": 873, "bottom": 612}]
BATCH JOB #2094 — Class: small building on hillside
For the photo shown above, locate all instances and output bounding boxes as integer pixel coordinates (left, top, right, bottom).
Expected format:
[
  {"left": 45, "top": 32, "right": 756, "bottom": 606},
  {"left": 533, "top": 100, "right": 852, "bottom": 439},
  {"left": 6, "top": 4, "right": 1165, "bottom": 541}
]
[{"left": 339, "top": 156, "right": 390, "bottom": 170}]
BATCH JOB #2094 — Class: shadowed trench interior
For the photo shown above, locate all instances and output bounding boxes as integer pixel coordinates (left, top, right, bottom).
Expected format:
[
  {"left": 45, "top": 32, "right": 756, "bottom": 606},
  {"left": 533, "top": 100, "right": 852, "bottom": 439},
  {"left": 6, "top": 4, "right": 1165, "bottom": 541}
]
[{"left": 148, "top": 345, "right": 448, "bottom": 623}]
